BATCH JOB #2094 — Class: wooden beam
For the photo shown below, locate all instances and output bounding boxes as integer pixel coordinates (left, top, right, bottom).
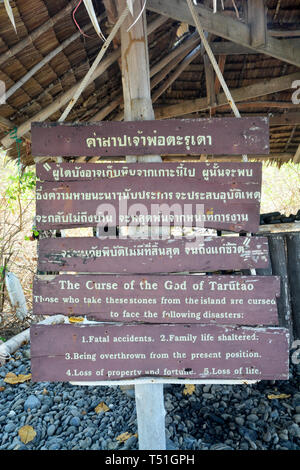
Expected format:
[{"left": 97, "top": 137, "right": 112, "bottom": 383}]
[
  {"left": 247, "top": 0, "right": 267, "bottom": 48},
  {"left": 154, "top": 72, "right": 300, "bottom": 119},
  {"left": 211, "top": 39, "right": 300, "bottom": 55},
  {"left": 270, "top": 113, "right": 300, "bottom": 127},
  {"left": 116, "top": 0, "right": 161, "bottom": 162},
  {"left": 214, "top": 55, "right": 226, "bottom": 95},
  {"left": 0, "top": 115, "right": 14, "bottom": 129},
  {"left": 216, "top": 101, "right": 299, "bottom": 111},
  {"left": 150, "top": 38, "right": 200, "bottom": 89},
  {"left": 147, "top": 0, "right": 300, "bottom": 67},
  {"left": 0, "top": 1, "right": 78, "bottom": 67},
  {"left": 102, "top": 0, "right": 119, "bottom": 24},
  {"left": 211, "top": 42, "right": 255, "bottom": 55},
  {"left": 151, "top": 31, "right": 200, "bottom": 77},
  {"left": 204, "top": 54, "right": 216, "bottom": 108},
  {"left": 270, "top": 30, "right": 300, "bottom": 37},
  {"left": 152, "top": 43, "right": 202, "bottom": 103},
  {"left": 210, "top": 54, "right": 226, "bottom": 116},
  {"left": 286, "top": 233, "right": 300, "bottom": 340},
  {"left": 165, "top": 112, "right": 300, "bottom": 127}
]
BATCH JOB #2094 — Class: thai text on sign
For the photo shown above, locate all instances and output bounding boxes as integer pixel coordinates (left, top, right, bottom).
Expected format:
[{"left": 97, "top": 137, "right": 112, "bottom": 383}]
[
  {"left": 36, "top": 162, "right": 262, "bottom": 232},
  {"left": 37, "top": 236, "right": 270, "bottom": 273}
]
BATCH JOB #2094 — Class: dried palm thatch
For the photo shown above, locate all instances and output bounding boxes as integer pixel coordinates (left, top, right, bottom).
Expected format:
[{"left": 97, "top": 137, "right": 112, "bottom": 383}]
[{"left": 0, "top": 0, "right": 299, "bottom": 166}]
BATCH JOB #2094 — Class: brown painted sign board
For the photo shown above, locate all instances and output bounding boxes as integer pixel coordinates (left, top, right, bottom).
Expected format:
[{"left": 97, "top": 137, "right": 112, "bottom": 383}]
[
  {"left": 30, "top": 323, "right": 289, "bottom": 382},
  {"left": 37, "top": 236, "right": 270, "bottom": 273},
  {"left": 33, "top": 274, "right": 280, "bottom": 325},
  {"left": 31, "top": 118, "right": 269, "bottom": 156},
  {"left": 35, "top": 162, "right": 262, "bottom": 232}
]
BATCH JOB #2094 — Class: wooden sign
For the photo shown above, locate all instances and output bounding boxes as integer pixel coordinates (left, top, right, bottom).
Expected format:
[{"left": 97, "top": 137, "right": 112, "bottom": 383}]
[
  {"left": 35, "top": 162, "right": 262, "bottom": 232},
  {"left": 37, "top": 236, "right": 270, "bottom": 273},
  {"left": 31, "top": 118, "right": 269, "bottom": 156},
  {"left": 33, "top": 274, "right": 280, "bottom": 325},
  {"left": 30, "top": 323, "right": 289, "bottom": 382}
]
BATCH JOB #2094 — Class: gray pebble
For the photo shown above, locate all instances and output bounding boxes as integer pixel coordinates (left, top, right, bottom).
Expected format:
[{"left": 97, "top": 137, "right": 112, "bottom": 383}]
[
  {"left": 12, "top": 398, "right": 25, "bottom": 409},
  {"left": 235, "top": 417, "right": 245, "bottom": 426},
  {"left": 166, "top": 438, "right": 178, "bottom": 450},
  {"left": 48, "top": 443, "right": 61, "bottom": 450},
  {"left": 263, "top": 430, "right": 272, "bottom": 443},
  {"left": 122, "top": 435, "right": 137, "bottom": 450},
  {"left": 279, "top": 430, "right": 289, "bottom": 441},
  {"left": 270, "top": 409, "right": 279, "bottom": 420},
  {"left": 289, "top": 423, "right": 300, "bottom": 438},
  {"left": 24, "top": 395, "right": 41, "bottom": 411},
  {"left": 293, "top": 414, "right": 300, "bottom": 424},
  {"left": 70, "top": 416, "right": 81, "bottom": 427},
  {"left": 107, "top": 441, "right": 120, "bottom": 450},
  {"left": 240, "top": 442, "right": 249, "bottom": 450},
  {"left": 247, "top": 414, "right": 259, "bottom": 422},
  {"left": 202, "top": 393, "right": 214, "bottom": 399},
  {"left": 210, "top": 443, "right": 234, "bottom": 450},
  {"left": 4, "top": 422, "right": 15, "bottom": 433},
  {"left": 47, "top": 424, "right": 56, "bottom": 436}
]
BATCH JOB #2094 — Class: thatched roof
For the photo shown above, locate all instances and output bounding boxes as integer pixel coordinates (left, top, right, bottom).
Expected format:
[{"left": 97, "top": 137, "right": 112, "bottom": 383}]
[{"left": 0, "top": 0, "right": 300, "bottom": 166}]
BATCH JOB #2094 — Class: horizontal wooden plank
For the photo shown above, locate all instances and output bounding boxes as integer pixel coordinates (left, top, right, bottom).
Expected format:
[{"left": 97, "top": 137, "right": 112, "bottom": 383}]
[
  {"left": 38, "top": 236, "right": 270, "bottom": 273},
  {"left": 33, "top": 274, "right": 280, "bottom": 325},
  {"left": 31, "top": 118, "right": 269, "bottom": 156},
  {"left": 37, "top": 162, "right": 262, "bottom": 183},
  {"left": 30, "top": 324, "right": 289, "bottom": 382},
  {"left": 36, "top": 163, "right": 262, "bottom": 232},
  {"left": 36, "top": 182, "right": 260, "bottom": 232},
  {"left": 155, "top": 72, "right": 299, "bottom": 120}
]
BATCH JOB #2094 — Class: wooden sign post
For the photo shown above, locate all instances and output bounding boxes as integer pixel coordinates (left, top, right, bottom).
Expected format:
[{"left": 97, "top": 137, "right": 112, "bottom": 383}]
[
  {"left": 29, "top": 1, "right": 289, "bottom": 453},
  {"left": 30, "top": 158, "right": 290, "bottom": 451}
]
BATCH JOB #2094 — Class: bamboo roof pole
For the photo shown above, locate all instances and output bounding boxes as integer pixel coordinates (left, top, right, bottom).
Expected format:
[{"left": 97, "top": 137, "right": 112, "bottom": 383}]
[{"left": 5, "top": 13, "right": 107, "bottom": 100}]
